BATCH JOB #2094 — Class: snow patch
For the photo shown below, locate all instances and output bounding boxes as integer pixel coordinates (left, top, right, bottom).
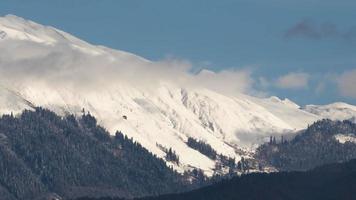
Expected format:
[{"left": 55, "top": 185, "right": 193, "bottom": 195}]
[{"left": 334, "top": 134, "right": 356, "bottom": 144}]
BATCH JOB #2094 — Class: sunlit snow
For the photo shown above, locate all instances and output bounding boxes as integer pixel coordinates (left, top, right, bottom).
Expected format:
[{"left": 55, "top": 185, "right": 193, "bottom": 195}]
[{"left": 0, "top": 15, "right": 355, "bottom": 175}]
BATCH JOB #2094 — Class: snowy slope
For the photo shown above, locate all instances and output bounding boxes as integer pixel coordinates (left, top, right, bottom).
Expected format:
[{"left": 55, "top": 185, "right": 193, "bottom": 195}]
[
  {"left": 0, "top": 15, "right": 355, "bottom": 175},
  {"left": 303, "top": 103, "right": 356, "bottom": 122}
]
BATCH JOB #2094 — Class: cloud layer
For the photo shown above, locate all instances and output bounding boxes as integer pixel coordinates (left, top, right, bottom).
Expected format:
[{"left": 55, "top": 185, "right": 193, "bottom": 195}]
[
  {"left": 2, "top": 38, "right": 353, "bottom": 102},
  {"left": 0, "top": 15, "right": 355, "bottom": 104},
  {"left": 0, "top": 38, "right": 255, "bottom": 96}
]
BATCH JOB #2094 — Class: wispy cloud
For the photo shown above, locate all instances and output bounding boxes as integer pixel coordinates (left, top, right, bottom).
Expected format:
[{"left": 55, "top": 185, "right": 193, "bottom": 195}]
[
  {"left": 336, "top": 69, "right": 356, "bottom": 98},
  {"left": 275, "top": 72, "right": 310, "bottom": 90},
  {"left": 285, "top": 19, "right": 356, "bottom": 42},
  {"left": 195, "top": 69, "right": 254, "bottom": 96}
]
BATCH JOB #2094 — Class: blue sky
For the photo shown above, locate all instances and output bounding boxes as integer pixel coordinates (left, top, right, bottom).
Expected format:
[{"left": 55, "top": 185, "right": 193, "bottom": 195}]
[{"left": 1, "top": 0, "right": 356, "bottom": 105}]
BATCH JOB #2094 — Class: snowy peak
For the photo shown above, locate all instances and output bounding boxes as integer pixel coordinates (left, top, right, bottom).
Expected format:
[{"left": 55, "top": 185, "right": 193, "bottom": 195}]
[
  {"left": 266, "top": 96, "right": 300, "bottom": 109},
  {"left": 303, "top": 102, "right": 356, "bottom": 121},
  {"left": 0, "top": 14, "right": 119, "bottom": 57},
  {"left": 0, "top": 14, "right": 59, "bottom": 44},
  {"left": 0, "top": 14, "right": 88, "bottom": 45},
  {"left": 0, "top": 14, "right": 103, "bottom": 56}
]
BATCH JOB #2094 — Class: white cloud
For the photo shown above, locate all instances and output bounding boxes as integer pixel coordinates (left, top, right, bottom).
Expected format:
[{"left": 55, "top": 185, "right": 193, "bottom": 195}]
[
  {"left": 275, "top": 72, "right": 310, "bottom": 90},
  {"left": 194, "top": 69, "right": 254, "bottom": 96},
  {"left": 337, "top": 69, "right": 356, "bottom": 98},
  {"left": 0, "top": 14, "right": 256, "bottom": 96},
  {"left": 0, "top": 39, "right": 254, "bottom": 96}
]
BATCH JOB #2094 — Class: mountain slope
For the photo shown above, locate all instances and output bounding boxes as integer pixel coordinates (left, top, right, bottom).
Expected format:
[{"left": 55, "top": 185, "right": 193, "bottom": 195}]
[
  {"left": 0, "top": 14, "right": 355, "bottom": 174},
  {"left": 256, "top": 119, "right": 356, "bottom": 171},
  {"left": 0, "top": 108, "right": 186, "bottom": 200}
]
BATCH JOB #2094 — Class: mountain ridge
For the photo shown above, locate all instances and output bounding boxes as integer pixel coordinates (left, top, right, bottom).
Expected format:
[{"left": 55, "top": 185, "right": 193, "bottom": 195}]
[{"left": 1, "top": 14, "right": 356, "bottom": 175}]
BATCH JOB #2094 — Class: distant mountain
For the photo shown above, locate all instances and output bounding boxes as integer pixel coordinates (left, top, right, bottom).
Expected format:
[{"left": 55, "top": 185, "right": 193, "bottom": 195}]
[
  {"left": 303, "top": 102, "right": 356, "bottom": 122},
  {"left": 0, "top": 15, "right": 355, "bottom": 175},
  {"left": 0, "top": 108, "right": 187, "bottom": 200},
  {"left": 256, "top": 119, "right": 356, "bottom": 171}
]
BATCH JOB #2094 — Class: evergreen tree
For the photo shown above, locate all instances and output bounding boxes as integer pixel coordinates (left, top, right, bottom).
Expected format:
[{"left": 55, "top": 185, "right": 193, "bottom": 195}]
[{"left": 0, "top": 108, "right": 189, "bottom": 200}]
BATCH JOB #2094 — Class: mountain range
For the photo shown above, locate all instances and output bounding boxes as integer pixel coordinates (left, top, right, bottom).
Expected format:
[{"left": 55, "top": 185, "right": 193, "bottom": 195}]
[{"left": 1, "top": 14, "right": 356, "bottom": 175}]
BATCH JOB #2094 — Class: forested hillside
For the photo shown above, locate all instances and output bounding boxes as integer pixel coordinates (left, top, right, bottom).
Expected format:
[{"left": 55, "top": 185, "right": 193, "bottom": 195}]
[
  {"left": 0, "top": 108, "right": 187, "bottom": 200},
  {"left": 1, "top": 108, "right": 355, "bottom": 200},
  {"left": 77, "top": 158, "right": 356, "bottom": 200},
  {"left": 256, "top": 119, "right": 356, "bottom": 171}
]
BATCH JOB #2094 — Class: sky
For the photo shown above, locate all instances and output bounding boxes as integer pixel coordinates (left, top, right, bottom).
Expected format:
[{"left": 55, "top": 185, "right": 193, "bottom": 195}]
[{"left": 1, "top": 0, "right": 356, "bottom": 105}]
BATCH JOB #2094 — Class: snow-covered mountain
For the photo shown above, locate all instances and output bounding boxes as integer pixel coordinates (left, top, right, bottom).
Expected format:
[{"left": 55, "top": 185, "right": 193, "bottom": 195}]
[
  {"left": 0, "top": 15, "right": 355, "bottom": 175},
  {"left": 303, "top": 102, "right": 356, "bottom": 122}
]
